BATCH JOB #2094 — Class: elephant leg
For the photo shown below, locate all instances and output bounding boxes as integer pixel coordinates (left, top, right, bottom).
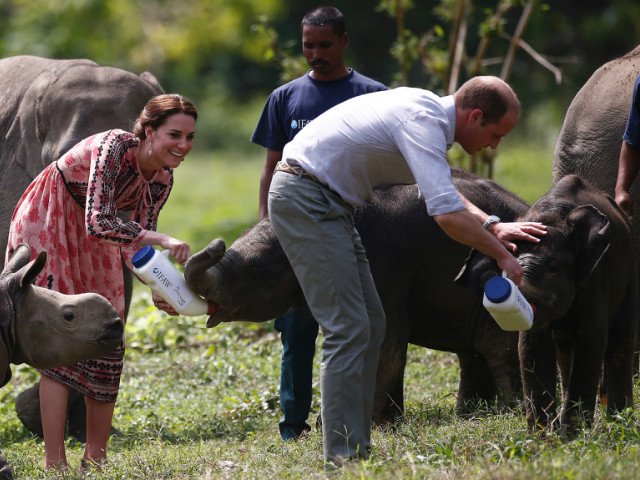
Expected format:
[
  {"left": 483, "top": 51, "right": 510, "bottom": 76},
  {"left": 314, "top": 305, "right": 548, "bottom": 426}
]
[
  {"left": 519, "top": 330, "right": 557, "bottom": 431},
  {"left": 559, "top": 310, "right": 608, "bottom": 435},
  {"left": 0, "top": 450, "right": 12, "bottom": 480},
  {"left": 456, "top": 352, "right": 495, "bottom": 416},
  {"left": 553, "top": 333, "right": 571, "bottom": 403},
  {"left": 15, "top": 382, "right": 43, "bottom": 437},
  {"left": 372, "top": 331, "right": 408, "bottom": 426},
  {"left": 473, "top": 324, "right": 521, "bottom": 409},
  {"left": 604, "top": 344, "right": 635, "bottom": 415},
  {"left": 561, "top": 344, "right": 603, "bottom": 434},
  {"left": 604, "top": 281, "right": 638, "bottom": 414},
  {"left": 67, "top": 391, "right": 88, "bottom": 442}
]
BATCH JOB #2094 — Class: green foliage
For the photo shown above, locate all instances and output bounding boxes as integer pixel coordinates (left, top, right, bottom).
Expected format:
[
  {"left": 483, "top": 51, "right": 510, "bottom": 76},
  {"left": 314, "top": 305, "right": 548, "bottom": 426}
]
[
  {"left": 1, "top": 0, "right": 639, "bottom": 161},
  {"left": 249, "top": 15, "right": 308, "bottom": 83},
  {"left": 0, "top": 0, "right": 283, "bottom": 103},
  {"left": 2, "top": 0, "right": 282, "bottom": 65}
]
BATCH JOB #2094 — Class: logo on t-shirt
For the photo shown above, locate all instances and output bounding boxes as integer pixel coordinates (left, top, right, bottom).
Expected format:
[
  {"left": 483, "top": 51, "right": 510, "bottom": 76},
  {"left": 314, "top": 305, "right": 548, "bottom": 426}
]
[{"left": 291, "top": 119, "right": 311, "bottom": 131}]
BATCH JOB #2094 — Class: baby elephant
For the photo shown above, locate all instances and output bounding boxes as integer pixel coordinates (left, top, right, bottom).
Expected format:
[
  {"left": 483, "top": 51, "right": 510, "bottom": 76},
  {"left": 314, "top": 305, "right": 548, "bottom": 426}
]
[
  {"left": 0, "top": 244, "right": 123, "bottom": 480},
  {"left": 183, "top": 169, "right": 526, "bottom": 424},
  {"left": 458, "top": 174, "right": 638, "bottom": 435}
]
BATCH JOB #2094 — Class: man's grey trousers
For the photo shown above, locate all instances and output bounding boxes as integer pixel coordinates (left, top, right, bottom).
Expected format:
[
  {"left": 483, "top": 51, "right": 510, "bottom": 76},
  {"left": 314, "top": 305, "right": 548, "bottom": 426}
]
[{"left": 269, "top": 170, "right": 386, "bottom": 466}]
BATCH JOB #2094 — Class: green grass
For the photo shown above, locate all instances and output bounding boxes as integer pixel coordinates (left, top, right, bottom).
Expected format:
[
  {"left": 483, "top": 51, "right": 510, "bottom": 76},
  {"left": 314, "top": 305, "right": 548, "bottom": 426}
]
[
  {"left": 6, "top": 133, "right": 640, "bottom": 479},
  {"left": 4, "top": 311, "right": 640, "bottom": 479},
  {"left": 493, "top": 135, "right": 554, "bottom": 205}
]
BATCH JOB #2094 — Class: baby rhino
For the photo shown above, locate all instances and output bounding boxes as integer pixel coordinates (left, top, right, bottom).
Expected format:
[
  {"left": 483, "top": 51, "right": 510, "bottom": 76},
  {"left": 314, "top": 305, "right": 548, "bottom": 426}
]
[{"left": 0, "top": 244, "right": 123, "bottom": 480}]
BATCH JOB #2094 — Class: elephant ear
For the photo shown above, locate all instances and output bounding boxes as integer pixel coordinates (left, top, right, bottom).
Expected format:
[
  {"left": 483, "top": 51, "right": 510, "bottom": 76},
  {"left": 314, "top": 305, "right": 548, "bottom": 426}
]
[
  {"left": 453, "top": 249, "right": 501, "bottom": 294},
  {"left": 140, "top": 71, "right": 164, "bottom": 94},
  {"left": 567, "top": 204, "right": 610, "bottom": 283},
  {"left": 5, "top": 71, "right": 54, "bottom": 175}
]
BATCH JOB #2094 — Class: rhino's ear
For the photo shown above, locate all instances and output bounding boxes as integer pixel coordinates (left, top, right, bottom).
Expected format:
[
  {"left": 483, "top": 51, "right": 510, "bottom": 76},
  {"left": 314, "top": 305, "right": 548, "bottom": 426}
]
[
  {"left": 568, "top": 205, "right": 610, "bottom": 282},
  {"left": 18, "top": 251, "right": 47, "bottom": 288},
  {"left": 1, "top": 244, "right": 33, "bottom": 279}
]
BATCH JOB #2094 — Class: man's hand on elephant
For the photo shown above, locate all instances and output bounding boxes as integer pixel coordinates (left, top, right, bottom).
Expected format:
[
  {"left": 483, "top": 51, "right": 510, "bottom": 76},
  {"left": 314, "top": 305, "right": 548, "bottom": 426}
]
[
  {"left": 615, "top": 190, "right": 634, "bottom": 218},
  {"left": 496, "top": 253, "right": 523, "bottom": 285},
  {"left": 489, "top": 221, "right": 547, "bottom": 253}
]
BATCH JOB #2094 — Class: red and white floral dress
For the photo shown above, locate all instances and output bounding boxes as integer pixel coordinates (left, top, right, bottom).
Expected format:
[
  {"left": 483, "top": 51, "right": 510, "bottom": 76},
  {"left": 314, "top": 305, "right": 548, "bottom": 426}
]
[{"left": 6, "top": 129, "right": 173, "bottom": 402}]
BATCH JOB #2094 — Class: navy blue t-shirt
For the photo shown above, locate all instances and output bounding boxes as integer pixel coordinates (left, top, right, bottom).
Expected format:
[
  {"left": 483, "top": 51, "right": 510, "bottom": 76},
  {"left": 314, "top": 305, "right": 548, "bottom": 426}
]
[
  {"left": 251, "top": 69, "right": 386, "bottom": 151},
  {"left": 623, "top": 74, "right": 640, "bottom": 148}
]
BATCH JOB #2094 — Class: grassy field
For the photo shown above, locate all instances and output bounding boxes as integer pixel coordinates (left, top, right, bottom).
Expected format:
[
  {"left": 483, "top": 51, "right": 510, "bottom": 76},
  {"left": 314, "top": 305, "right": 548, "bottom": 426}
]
[{"left": 6, "top": 136, "right": 640, "bottom": 479}]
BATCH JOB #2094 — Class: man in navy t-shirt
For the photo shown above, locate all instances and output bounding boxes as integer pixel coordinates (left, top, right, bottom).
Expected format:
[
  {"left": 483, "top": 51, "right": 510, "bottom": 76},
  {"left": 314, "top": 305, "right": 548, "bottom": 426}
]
[
  {"left": 615, "top": 74, "right": 640, "bottom": 217},
  {"left": 250, "top": 5, "right": 385, "bottom": 441}
]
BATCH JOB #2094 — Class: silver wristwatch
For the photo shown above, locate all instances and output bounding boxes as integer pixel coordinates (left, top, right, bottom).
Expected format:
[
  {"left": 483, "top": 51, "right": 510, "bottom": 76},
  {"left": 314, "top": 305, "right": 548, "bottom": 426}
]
[{"left": 482, "top": 215, "right": 501, "bottom": 229}]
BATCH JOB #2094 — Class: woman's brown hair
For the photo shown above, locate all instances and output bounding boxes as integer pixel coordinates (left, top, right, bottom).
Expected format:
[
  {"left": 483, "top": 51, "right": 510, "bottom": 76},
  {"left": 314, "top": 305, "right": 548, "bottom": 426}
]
[{"left": 133, "top": 94, "right": 198, "bottom": 139}]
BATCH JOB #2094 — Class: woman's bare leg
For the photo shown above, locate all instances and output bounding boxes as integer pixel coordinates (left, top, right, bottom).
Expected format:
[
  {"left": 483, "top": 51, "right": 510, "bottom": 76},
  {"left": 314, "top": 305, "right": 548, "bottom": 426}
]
[
  {"left": 39, "top": 376, "right": 70, "bottom": 469},
  {"left": 83, "top": 397, "right": 115, "bottom": 466}
]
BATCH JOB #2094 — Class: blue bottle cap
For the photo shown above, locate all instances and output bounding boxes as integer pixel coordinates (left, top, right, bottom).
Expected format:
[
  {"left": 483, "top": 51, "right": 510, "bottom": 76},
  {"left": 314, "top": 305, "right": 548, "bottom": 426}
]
[
  {"left": 132, "top": 245, "right": 156, "bottom": 268},
  {"left": 484, "top": 275, "right": 512, "bottom": 303}
]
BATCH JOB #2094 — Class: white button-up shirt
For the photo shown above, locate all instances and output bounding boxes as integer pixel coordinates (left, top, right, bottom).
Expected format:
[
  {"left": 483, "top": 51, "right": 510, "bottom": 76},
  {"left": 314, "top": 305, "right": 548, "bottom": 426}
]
[{"left": 282, "top": 87, "right": 464, "bottom": 216}]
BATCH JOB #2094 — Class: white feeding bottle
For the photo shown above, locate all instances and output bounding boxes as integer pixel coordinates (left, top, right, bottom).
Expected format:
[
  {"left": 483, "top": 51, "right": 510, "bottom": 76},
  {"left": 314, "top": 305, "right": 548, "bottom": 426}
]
[
  {"left": 482, "top": 272, "right": 533, "bottom": 331},
  {"left": 132, "top": 246, "right": 216, "bottom": 316}
]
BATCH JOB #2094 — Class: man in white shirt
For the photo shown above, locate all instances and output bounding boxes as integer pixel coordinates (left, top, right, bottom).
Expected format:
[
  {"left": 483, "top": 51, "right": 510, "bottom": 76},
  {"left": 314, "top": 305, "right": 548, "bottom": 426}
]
[{"left": 268, "top": 75, "right": 546, "bottom": 467}]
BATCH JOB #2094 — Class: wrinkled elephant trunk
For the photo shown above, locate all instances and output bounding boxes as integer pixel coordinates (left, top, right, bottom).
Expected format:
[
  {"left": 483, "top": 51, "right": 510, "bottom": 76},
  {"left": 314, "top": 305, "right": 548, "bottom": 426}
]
[{"left": 184, "top": 239, "right": 226, "bottom": 299}]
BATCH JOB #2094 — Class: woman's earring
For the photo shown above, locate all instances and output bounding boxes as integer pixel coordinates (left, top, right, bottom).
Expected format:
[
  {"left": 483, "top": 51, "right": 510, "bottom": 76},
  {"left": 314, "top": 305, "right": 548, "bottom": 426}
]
[{"left": 148, "top": 141, "right": 153, "bottom": 158}]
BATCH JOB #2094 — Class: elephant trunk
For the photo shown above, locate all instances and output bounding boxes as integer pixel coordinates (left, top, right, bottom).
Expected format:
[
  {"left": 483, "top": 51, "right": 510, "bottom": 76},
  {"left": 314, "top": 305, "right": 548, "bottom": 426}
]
[{"left": 184, "top": 239, "right": 226, "bottom": 299}]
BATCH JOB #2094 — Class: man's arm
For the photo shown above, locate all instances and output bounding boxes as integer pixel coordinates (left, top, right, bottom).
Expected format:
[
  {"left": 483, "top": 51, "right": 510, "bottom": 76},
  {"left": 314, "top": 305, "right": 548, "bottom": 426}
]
[
  {"left": 615, "top": 141, "right": 640, "bottom": 217},
  {"left": 259, "top": 149, "right": 283, "bottom": 220},
  {"left": 458, "top": 193, "right": 546, "bottom": 252},
  {"left": 434, "top": 208, "right": 524, "bottom": 284}
]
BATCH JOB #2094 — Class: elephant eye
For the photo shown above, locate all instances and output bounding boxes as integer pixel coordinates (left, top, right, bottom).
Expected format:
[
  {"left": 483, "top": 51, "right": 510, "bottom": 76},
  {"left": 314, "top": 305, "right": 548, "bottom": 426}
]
[{"left": 63, "top": 310, "right": 75, "bottom": 322}]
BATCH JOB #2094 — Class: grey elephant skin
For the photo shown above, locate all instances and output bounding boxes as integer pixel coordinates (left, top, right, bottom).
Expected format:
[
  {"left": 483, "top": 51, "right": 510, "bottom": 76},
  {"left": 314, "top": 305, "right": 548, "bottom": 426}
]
[
  {"left": 457, "top": 175, "right": 638, "bottom": 435},
  {"left": 0, "top": 244, "right": 123, "bottom": 480},
  {"left": 184, "top": 168, "right": 528, "bottom": 424},
  {"left": 553, "top": 45, "right": 640, "bottom": 252},
  {"left": 0, "top": 55, "right": 163, "bottom": 260}
]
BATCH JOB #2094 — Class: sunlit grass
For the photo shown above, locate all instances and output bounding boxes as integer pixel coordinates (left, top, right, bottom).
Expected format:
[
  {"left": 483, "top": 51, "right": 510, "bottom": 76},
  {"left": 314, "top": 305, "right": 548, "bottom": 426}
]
[
  {"left": 4, "top": 320, "right": 640, "bottom": 479},
  {"left": 495, "top": 137, "right": 554, "bottom": 205}
]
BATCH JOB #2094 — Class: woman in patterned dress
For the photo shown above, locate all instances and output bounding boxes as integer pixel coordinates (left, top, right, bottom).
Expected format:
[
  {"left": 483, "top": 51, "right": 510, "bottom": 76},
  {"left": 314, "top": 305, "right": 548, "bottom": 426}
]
[{"left": 6, "top": 93, "right": 198, "bottom": 470}]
